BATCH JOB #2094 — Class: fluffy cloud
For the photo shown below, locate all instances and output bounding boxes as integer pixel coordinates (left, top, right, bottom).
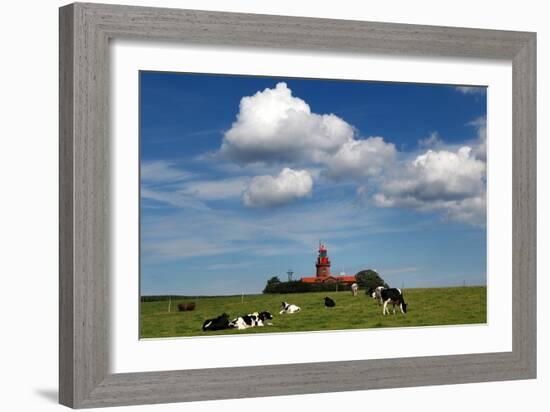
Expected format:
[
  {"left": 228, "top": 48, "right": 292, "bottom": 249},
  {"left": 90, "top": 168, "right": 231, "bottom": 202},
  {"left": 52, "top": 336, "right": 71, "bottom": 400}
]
[
  {"left": 441, "top": 196, "right": 486, "bottom": 224},
  {"left": 373, "top": 146, "right": 486, "bottom": 225},
  {"left": 323, "top": 137, "right": 397, "bottom": 180},
  {"left": 469, "top": 116, "right": 487, "bottom": 161},
  {"left": 220, "top": 82, "right": 355, "bottom": 163},
  {"left": 219, "top": 82, "right": 398, "bottom": 187},
  {"left": 212, "top": 83, "right": 487, "bottom": 223},
  {"left": 242, "top": 168, "right": 313, "bottom": 207}
]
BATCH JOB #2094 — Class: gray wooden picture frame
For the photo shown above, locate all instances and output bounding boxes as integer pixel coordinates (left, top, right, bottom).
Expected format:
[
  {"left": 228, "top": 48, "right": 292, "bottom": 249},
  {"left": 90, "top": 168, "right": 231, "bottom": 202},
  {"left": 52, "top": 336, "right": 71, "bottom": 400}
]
[{"left": 59, "top": 2, "right": 536, "bottom": 409}]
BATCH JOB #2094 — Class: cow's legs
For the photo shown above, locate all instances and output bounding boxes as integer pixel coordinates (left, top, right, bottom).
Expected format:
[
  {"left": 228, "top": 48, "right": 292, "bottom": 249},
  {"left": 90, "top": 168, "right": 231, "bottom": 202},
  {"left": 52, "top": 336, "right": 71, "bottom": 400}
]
[{"left": 383, "top": 300, "right": 388, "bottom": 315}]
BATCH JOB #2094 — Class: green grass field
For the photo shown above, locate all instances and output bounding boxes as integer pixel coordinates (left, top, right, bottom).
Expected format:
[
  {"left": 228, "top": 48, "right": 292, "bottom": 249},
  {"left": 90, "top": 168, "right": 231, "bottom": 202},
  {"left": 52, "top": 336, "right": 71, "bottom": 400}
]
[{"left": 140, "top": 286, "right": 486, "bottom": 338}]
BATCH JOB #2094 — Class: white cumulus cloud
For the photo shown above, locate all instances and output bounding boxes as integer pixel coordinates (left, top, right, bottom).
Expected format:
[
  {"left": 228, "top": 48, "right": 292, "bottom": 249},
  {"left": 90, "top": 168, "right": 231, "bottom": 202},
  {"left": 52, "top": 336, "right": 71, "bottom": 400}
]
[
  {"left": 373, "top": 146, "right": 486, "bottom": 225},
  {"left": 218, "top": 81, "right": 398, "bottom": 183},
  {"left": 242, "top": 167, "right": 313, "bottom": 207},
  {"left": 323, "top": 137, "right": 397, "bottom": 180},
  {"left": 220, "top": 82, "right": 355, "bottom": 163},
  {"left": 209, "top": 83, "right": 487, "bottom": 225}
]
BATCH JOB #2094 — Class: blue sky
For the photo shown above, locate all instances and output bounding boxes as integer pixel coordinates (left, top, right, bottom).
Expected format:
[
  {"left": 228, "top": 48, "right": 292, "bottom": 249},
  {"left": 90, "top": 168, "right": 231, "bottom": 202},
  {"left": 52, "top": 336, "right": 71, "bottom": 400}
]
[{"left": 140, "top": 72, "right": 487, "bottom": 296}]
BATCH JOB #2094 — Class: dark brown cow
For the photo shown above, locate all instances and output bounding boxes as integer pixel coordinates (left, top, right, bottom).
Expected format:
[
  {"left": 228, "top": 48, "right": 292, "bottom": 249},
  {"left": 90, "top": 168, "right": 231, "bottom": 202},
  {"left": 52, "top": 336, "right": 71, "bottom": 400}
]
[{"left": 177, "top": 302, "right": 196, "bottom": 312}]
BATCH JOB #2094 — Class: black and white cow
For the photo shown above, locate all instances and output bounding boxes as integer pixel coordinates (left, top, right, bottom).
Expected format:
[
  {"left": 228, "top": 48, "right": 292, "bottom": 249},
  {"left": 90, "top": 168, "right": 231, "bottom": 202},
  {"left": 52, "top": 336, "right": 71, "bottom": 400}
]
[
  {"left": 380, "top": 288, "right": 407, "bottom": 315},
  {"left": 367, "top": 285, "right": 386, "bottom": 306},
  {"left": 202, "top": 313, "right": 230, "bottom": 331},
  {"left": 229, "top": 311, "right": 274, "bottom": 330},
  {"left": 280, "top": 301, "right": 301, "bottom": 314},
  {"left": 324, "top": 296, "right": 336, "bottom": 308}
]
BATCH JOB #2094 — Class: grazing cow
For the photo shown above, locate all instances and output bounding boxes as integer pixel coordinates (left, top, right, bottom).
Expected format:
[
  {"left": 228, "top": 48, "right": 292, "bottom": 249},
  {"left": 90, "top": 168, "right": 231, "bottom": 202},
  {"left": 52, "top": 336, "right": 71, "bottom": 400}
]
[
  {"left": 280, "top": 301, "right": 301, "bottom": 314},
  {"left": 351, "top": 283, "right": 359, "bottom": 296},
  {"left": 324, "top": 296, "right": 336, "bottom": 308},
  {"left": 368, "top": 285, "right": 386, "bottom": 306},
  {"left": 229, "top": 311, "right": 274, "bottom": 330},
  {"left": 177, "top": 302, "right": 196, "bottom": 312},
  {"left": 380, "top": 288, "right": 407, "bottom": 315},
  {"left": 202, "top": 313, "right": 230, "bottom": 331}
]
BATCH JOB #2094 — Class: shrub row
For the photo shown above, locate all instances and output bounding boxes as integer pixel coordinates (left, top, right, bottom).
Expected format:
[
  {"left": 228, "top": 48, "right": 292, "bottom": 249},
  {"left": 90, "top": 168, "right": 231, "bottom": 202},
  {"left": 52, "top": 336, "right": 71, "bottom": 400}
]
[{"left": 262, "top": 279, "right": 354, "bottom": 294}]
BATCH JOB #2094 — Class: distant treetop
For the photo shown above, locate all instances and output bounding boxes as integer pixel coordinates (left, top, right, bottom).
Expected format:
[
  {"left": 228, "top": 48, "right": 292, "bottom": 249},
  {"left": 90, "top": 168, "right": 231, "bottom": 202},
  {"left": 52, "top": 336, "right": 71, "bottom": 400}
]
[{"left": 354, "top": 269, "right": 389, "bottom": 290}]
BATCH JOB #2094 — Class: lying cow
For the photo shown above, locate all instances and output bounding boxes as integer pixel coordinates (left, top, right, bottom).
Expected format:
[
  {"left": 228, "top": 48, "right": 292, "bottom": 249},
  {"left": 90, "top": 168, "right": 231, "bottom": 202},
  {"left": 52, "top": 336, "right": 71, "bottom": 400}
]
[
  {"left": 324, "top": 296, "right": 336, "bottom": 308},
  {"left": 368, "top": 285, "right": 386, "bottom": 306},
  {"left": 280, "top": 301, "right": 301, "bottom": 314},
  {"left": 229, "top": 311, "right": 273, "bottom": 330},
  {"left": 380, "top": 288, "right": 407, "bottom": 315},
  {"left": 202, "top": 313, "right": 230, "bottom": 331}
]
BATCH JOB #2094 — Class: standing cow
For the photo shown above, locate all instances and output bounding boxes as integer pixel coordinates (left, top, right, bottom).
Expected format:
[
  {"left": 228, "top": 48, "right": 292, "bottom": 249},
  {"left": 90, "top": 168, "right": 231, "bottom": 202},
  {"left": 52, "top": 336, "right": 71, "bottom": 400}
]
[
  {"left": 350, "top": 283, "right": 359, "bottom": 296},
  {"left": 380, "top": 288, "right": 407, "bottom": 315},
  {"left": 368, "top": 285, "right": 386, "bottom": 306}
]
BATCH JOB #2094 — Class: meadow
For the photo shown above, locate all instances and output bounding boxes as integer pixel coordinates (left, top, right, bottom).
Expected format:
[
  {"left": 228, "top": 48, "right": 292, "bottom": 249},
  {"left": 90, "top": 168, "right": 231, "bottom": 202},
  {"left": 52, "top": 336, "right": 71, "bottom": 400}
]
[{"left": 140, "top": 286, "right": 487, "bottom": 338}]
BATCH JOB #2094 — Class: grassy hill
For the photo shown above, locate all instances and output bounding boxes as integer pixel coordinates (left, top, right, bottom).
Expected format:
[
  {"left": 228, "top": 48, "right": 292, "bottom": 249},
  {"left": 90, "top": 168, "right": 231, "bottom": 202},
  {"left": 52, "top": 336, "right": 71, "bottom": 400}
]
[{"left": 140, "top": 286, "right": 486, "bottom": 338}]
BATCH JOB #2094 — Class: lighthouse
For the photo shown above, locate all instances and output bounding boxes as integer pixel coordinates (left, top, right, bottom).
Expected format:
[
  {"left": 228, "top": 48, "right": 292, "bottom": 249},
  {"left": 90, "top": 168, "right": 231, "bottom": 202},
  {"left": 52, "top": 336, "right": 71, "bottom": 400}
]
[
  {"left": 315, "top": 243, "right": 331, "bottom": 278},
  {"left": 300, "top": 242, "right": 357, "bottom": 285}
]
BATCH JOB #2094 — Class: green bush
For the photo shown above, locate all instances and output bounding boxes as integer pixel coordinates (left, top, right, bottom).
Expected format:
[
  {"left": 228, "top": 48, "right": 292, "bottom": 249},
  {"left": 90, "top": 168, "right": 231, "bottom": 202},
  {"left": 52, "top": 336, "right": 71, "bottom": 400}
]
[
  {"left": 355, "top": 269, "right": 389, "bottom": 292},
  {"left": 262, "top": 276, "right": 282, "bottom": 293},
  {"left": 263, "top": 279, "right": 354, "bottom": 294}
]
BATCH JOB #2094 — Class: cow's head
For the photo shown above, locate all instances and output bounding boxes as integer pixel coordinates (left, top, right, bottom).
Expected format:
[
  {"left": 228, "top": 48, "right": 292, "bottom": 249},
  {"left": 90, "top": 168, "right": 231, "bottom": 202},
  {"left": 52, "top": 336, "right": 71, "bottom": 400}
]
[{"left": 259, "top": 311, "right": 273, "bottom": 321}]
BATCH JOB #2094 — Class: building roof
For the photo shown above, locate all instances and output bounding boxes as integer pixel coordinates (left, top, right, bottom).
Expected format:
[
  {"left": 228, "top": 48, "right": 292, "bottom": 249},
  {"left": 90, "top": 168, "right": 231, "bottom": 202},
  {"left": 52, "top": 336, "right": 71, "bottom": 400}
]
[
  {"left": 300, "top": 275, "right": 356, "bottom": 284},
  {"left": 339, "top": 276, "right": 357, "bottom": 283},
  {"left": 300, "top": 277, "right": 321, "bottom": 283}
]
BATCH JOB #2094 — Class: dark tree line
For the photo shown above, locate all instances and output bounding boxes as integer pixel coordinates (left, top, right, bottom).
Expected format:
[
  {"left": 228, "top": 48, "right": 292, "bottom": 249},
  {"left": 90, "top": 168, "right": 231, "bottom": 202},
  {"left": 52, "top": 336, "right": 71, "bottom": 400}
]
[{"left": 262, "top": 277, "right": 355, "bottom": 294}]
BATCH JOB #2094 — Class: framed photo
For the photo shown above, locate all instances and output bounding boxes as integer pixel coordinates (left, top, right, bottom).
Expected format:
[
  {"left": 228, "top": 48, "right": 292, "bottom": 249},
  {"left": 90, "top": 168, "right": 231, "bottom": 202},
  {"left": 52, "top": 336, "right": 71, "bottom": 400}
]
[{"left": 59, "top": 2, "right": 536, "bottom": 408}]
